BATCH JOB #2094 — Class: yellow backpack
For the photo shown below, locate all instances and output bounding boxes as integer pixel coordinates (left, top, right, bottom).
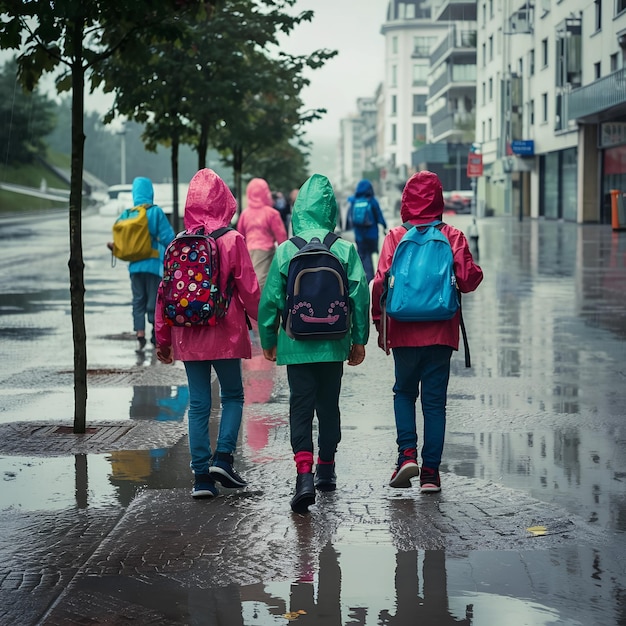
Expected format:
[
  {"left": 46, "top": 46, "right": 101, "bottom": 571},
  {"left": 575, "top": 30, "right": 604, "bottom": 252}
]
[{"left": 111, "top": 204, "right": 159, "bottom": 263}]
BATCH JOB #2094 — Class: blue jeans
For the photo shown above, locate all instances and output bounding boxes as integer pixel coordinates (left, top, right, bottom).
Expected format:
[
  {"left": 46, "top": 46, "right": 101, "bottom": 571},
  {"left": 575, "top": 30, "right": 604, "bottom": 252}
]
[
  {"left": 183, "top": 359, "right": 244, "bottom": 475},
  {"left": 130, "top": 272, "right": 161, "bottom": 332},
  {"left": 392, "top": 345, "right": 453, "bottom": 469}
]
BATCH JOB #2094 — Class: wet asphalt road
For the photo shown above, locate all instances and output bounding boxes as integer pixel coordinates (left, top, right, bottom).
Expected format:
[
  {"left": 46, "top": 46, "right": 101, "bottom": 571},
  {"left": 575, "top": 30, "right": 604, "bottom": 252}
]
[{"left": 0, "top": 208, "right": 625, "bottom": 625}]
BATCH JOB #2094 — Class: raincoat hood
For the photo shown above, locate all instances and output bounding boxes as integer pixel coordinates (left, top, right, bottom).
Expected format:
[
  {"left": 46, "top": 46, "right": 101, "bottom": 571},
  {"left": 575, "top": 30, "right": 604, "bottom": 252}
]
[
  {"left": 184, "top": 168, "right": 237, "bottom": 232},
  {"left": 400, "top": 170, "right": 445, "bottom": 223},
  {"left": 291, "top": 174, "right": 337, "bottom": 235},
  {"left": 245, "top": 178, "right": 273, "bottom": 209},
  {"left": 354, "top": 179, "right": 375, "bottom": 198},
  {"left": 132, "top": 177, "right": 154, "bottom": 206}
]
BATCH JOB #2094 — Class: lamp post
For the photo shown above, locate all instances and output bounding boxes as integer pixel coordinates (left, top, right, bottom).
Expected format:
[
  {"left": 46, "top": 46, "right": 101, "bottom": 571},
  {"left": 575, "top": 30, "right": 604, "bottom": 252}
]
[{"left": 117, "top": 123, "right": 127, "bottom": 185}]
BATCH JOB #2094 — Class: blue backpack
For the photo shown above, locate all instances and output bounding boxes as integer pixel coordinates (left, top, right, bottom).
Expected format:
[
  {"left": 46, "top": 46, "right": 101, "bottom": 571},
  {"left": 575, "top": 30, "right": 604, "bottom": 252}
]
[
  {"left": 383, "top": 221, "right": 459, "bottom": 321},
  {"left": 282, "top": 233, "right": 350, "bottom": 340},
  {"left": 351, "top": 197, "right": 374, "bottom": 227}
]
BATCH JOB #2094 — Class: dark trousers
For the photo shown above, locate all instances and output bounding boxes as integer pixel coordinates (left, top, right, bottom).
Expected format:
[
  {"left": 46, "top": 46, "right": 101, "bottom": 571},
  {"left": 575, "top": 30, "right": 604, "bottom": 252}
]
[{"left": 286, "top": 362, "right": 343, "bottom": 462}]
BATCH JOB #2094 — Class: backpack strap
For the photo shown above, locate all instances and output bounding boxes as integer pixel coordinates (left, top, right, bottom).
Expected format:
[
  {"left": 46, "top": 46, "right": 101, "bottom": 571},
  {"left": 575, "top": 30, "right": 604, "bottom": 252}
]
[
  {"left": 290, "top": 236, "right": 307, "bottom": 249},
  {"left": 210, "top": 226, "right": 234, "bottom": 239},
  {"left": 322, "top": 232, "right": 340, "bottom": 249},
  {"left": 290, "top": 233, "right": 340, "bottom": 250}
]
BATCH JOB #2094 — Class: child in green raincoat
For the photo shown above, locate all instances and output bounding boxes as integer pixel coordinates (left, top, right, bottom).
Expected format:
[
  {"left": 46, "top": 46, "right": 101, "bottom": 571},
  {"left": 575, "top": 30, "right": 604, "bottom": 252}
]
[{"left": 258, "top": 174, "right": 370, "bottom": 514}]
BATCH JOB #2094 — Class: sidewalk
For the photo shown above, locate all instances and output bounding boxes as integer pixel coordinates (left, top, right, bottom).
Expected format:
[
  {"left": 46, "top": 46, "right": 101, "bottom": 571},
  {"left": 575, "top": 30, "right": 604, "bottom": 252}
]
[{"left": 1, "top": 211, "right": 626, "bottom": 625}]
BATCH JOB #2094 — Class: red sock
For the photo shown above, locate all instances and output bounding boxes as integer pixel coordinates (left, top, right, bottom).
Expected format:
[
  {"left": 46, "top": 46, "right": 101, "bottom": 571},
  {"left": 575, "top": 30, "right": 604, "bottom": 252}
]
[{"left": 294, "top": 451, "right": 314, "bottom": 474}]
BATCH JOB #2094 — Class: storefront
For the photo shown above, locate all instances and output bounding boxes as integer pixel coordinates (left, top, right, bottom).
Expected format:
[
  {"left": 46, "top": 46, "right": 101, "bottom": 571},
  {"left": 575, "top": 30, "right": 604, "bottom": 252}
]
[{"left": 539, "top": 147, "right": 578, "bottom": 221}]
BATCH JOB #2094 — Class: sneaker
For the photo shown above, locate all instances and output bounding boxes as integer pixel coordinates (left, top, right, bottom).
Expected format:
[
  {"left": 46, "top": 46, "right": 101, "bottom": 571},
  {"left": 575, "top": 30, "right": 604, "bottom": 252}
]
[
  {"left": 420, "top": 466, "right": 441, "bottom": 493},
  {"left": 209, "top": 452, "right": 248, "bottom": 488},
  {"left": 191, "top": 474, "right": 218, "bottom": 498},
  {"left": 389, "top": 449, "right": 420, "bottom": 488},
  {"left": 136, "top": 336, "right": 147, "bottom": 352},
  {"left": 314, "top": 463, "right": 336, "bottom": 492}
]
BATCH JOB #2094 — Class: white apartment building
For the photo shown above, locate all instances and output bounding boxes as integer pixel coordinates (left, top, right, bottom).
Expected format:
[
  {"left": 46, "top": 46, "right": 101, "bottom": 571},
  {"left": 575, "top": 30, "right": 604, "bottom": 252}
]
[{"left": 476, "top": 0, "right": 626, "bottom": 223}]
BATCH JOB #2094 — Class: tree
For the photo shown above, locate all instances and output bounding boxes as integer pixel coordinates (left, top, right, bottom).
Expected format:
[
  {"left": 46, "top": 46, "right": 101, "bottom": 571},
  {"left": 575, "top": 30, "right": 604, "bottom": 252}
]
[
  {"left": 0, "top": 56, "right": 56, "bottom": 165},
  {"left": 0, "top": 0, "right": 209, "bottom": 433},
  {"left": 98, "top": 0, "right": 335, "bottom": 213}
]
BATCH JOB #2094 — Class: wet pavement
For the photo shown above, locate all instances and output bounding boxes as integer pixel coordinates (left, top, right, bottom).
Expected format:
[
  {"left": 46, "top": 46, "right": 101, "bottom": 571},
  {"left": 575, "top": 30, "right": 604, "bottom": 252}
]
[{"left": 0, "top": 210, "right": 625, "bottom": 625}]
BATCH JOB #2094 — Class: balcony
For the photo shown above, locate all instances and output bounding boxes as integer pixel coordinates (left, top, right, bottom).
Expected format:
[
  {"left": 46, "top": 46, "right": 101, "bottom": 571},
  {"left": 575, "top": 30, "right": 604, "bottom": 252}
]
[
  {"left": 431, "top": 0, "right": 477, "bottom": 22},
  {"left": 568, "top": 68, "right": 626, "bottom": 122},
  {"left": 431, "top": 111, "right": 476, "bottom": 143},
  {"left": 429, "top": 64, "right": 477, "bottom": 100},
  {"left": 430, "top": 27, "right": 477, "bottom": 69}
]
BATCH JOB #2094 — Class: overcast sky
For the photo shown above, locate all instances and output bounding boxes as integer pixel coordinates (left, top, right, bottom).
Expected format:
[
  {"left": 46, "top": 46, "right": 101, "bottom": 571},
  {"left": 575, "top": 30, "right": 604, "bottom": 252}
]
[{"left": 282, "top": 0, "right": 387, "bottom": 141}]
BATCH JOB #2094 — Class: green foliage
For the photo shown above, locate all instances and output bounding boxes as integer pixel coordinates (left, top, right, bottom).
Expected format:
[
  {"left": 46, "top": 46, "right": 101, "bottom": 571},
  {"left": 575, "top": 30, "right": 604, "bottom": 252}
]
[{"left": 0, "top": 57, "right": 57, "bottom": 165}]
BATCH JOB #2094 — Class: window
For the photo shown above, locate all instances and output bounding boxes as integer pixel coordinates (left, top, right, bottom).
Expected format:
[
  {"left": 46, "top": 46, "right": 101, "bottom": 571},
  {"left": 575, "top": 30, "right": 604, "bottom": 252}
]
[
  {"left": 594, "top": 62, "right": 601, "bottom": 79},
  {"left": 542, "top": 93, "right": 548, "bottom": 122},
  {"left": 391, "top": 123, "right": 397, "bottom": 145},
  {"left": 482, "top": 120, "right": 486, "bottom": 142},
  {"left": 392, "top": 36, "right": 398, "bottom": 55},
  {"left": 489, "top": 35, "right": 494, "bottom": 61},
  {"left": 529, "top": 49, "right": 535, "bottom": 75},
  {"left": 618, "top": 0, "right": 626, "bottom": 14},
  {"left": 541, "top": 38, "right": 548, "bottom": 67},
  {"left": 391, "top": 64, "right": 397, "bottom": 87},
  {"left": 412, "top": 63, "right": 429, "bottom": 85},
  {"left": 489, "top": 0, "right": 494, "bottom": 18},
  {"left": 412, "top": 94, "right": 427, "bottom": 114},
  {"left": 413, "top": 36, "right": 436, "bottom": 56},
  {"left": 529, "top": 100, "right": 535, "bottom": 125},
  {"left": 518, "top": 58, "right": 523, "bottom": 76},
  {"left": 488, "top": 77, "right": 493, "bottom": 101},
  {"left": 391, "top": 94, "right": 397, "bottom": 115},
  {"left": 482, "top": 81, "right": 486, "bottom": 105},
  {"left": 611, "top": 53, "right": 619, "bottom": 72},
  {"left": 412, "top": 123, "right": 427, "bottom": 146},
  {"left": 488, "top": 118, "right": 492, "bottom": 140},
  {"left": 482, "top": 43, "right": 486, "bottom": 67},
  {"left": 482, "top": 2, "right": 487, "bottom": 24},
  {"left": 594, "top": 0, "right": 602, "bottom": 30}
]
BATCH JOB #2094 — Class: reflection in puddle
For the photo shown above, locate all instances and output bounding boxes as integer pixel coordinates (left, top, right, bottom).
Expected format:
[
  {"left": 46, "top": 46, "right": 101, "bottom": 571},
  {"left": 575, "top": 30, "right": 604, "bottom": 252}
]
[
  {"left": 232, "top": 545, "right": 611, "bottom": 625},
  {"left": 446, "top": 427, "right": 626, "bottom": 531}
]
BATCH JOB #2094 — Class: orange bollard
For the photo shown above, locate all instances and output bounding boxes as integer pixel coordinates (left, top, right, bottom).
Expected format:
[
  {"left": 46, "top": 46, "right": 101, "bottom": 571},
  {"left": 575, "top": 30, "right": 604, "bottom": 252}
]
[{"left": 611, "top": 189, "right": 626, "bottom": 231}]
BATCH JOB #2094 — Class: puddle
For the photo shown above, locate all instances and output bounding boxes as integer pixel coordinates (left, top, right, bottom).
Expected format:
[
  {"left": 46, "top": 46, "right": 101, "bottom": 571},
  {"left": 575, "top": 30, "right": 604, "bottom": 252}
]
[
  {"left": 0, "top": 385, "right": 189, "bottom": 424},
  {"left": 445, "top": 427, "right": 626, "bottom": 532},
  {"left": 236, "top": 545, "right": 618, "bottom": 625}
]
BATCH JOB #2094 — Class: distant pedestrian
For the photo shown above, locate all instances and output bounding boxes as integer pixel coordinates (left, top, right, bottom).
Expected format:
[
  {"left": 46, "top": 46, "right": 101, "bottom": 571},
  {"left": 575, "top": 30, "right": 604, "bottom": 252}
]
[
  {"left": 371, "top": 171, "right": 483, "bottom": 493},
  {"left": 257, "top": 173, "right": 370, "bottom": 514},
  {"left": 155, "top": 168, "right": 261, "bottom": 499},
  {"left": 466, "top": 217, "right": 480, "bottom": 260},
  {"left": 107, "top": 177, "right": 175, "bottom": 352},
  {"left": 346, "top": 179, "right": 387, "bottom": 283},
  {"left": 237, "top": 178, "right": 288, "bottom": 289},
  {"left": 272, "top": 190, "right": 291, "bottom": 233}
]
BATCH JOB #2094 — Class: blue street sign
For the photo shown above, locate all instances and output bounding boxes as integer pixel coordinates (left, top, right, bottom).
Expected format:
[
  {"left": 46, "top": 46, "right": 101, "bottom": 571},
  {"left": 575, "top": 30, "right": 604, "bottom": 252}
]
[{"left": 511, "top": 140, "right": 534, "bottom": 156}]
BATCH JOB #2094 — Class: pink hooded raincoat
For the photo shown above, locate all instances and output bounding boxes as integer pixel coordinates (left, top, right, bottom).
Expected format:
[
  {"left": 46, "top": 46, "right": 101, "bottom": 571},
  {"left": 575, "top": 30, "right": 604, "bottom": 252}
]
[
  {"left": 236, "top": 178, "right": 287, "bottom": 251},
  {"left": 371, "top": 170, "right": 483, "bottom": 352},
  {"left": 155, "top": 169, "right": 261, "bottom": 361}
]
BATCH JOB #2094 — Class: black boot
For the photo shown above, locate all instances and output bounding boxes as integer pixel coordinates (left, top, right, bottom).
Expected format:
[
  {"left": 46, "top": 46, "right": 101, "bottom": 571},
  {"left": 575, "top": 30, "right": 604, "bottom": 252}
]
[
  {"left": 290, "top": 472, "right": 315, "bottom": 513},
  {"left": 314, "top": 463, "right": 336, "bottom": 492}
]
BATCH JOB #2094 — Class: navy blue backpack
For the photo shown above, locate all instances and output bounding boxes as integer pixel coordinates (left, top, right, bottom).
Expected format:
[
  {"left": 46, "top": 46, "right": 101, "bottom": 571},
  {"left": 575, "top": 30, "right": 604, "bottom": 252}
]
[{"left": 282, "top": 233, "right": 350, "bottom": 340}]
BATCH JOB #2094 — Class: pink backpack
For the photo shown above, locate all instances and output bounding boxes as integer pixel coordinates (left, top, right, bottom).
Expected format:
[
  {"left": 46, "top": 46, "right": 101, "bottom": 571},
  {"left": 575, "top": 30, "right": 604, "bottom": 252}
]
[{"left": 160, "top": 226, "right": 233, "bottom": 327}]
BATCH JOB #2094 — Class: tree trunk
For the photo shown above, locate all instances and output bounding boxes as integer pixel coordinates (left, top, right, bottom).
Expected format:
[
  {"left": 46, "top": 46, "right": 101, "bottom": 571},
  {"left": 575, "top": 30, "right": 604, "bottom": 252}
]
[
  {"left": 233, "top": 144, "right": 243, "bottom": 215},
  {"left": 69, "top": 20, "right": 87, "bottom": 434},
  {"left": 171, "top": 134, "right": 180, "bottom": 231},
  {"left": 198, "top": 123, "right": 208, "bottom": 170}
]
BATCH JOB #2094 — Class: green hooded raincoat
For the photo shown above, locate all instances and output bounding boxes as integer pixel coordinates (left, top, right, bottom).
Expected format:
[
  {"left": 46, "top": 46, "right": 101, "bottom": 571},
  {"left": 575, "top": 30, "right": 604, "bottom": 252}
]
[{"left": 258, "top": 174, "right": 370, "bottom": 365}]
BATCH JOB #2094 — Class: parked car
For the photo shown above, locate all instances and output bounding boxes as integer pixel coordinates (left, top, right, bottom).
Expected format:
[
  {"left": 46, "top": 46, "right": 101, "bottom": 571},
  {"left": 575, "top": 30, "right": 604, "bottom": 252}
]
[
  {"left": 443, "top": 190, "right": 473, "bottom": 214},
  {"left": 98, "top": 182, "right": 189, "bottom": 219}
]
